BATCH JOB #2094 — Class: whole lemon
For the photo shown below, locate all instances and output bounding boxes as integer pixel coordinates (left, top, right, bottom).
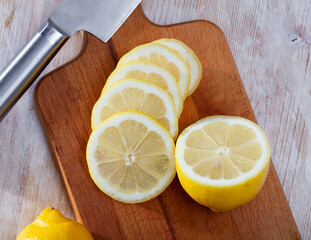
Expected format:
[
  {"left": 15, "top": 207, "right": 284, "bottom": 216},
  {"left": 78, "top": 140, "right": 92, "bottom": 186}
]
[{"left": 16, "top": 207, "right": 93, "bottom": 240}]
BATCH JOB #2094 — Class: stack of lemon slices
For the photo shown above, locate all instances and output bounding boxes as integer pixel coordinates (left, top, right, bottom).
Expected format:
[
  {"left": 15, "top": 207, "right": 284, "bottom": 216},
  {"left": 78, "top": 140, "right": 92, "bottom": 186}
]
[
  {"left": 87, "top": 39, "right": 202, "bottom": 203},
  {"left": 87, "top": 38, "right": 270, "bottom": 211}
]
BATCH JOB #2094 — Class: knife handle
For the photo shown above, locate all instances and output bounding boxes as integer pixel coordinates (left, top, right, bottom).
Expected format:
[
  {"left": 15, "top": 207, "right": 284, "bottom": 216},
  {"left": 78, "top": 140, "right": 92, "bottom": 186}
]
[{"left": 0, "top": 22, "right": 68, "bottom": 122}]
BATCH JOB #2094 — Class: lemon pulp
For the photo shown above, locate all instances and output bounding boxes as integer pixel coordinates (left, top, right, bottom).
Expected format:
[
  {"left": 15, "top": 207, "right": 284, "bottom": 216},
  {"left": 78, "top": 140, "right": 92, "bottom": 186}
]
[
  {"left": 104, "top": 61, "right": 183, "bottom": 116},
  {"left": 92, "top": 79, "right": 178, "bottom": 138},
  {"left": 118, "top": 43, "right": 190, "bottom": 99},
  {"left": 87, "top": 111, "right": 176, "bottom": 203}
]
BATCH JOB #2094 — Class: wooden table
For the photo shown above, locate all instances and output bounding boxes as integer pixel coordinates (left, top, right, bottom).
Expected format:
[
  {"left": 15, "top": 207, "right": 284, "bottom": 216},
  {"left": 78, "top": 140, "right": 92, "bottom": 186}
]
[{"left": 0, "top": 0, "right": 310, "bottom": 239}]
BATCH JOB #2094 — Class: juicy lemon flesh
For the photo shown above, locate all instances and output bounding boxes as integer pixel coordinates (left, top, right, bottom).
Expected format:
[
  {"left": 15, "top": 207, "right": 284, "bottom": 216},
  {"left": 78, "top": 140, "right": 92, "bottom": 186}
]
[
  {"left": 124, "top": 70, "right": 169, "bottom": 91},
  {"left": 103, "top": 62, "right": 183, "bottom": 117},
  {"left": 123, "top": 70, "right": 177, "bottom": 114},
  {"left": 137, "top": 54, "right": 181, "bottom": 86},
  {"left": 94, "top": 119, "right": 169, "bottom": 195},
  {"left": 176, "top": 117, "right": 270, "bottom": 212},
  {"left": 117, "top": 43, "right": 190, "bottom": 99},
  {"left": 184, "top": 122, "right": 262, "bottom": 179},
  {"left": 16, "top": 207, "right": 93, "bottom": 240},
  {"left": 100, "top": 88, "right": 170, "bottom": 130}
]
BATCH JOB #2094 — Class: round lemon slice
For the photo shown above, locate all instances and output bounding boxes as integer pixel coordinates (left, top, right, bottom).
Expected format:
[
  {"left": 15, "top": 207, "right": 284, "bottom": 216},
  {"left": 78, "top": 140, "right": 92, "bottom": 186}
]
[
  {"left": 87, "top": 111, "right": 176, "bottom": 203},
  {"left": 118, "top": 43, "right": 190, "bottom": 100},
  {"left": 92, "top": 79, "right": 178, "bottom": 138},
  {"left": 175, "top": 116, "right": 270, "bottom": 212},
  {"left": 104, "top": 61, "right": 183, "bottom": 116},
  {"left": 154, "top": 38, "right": 202, "bottom": 95}
]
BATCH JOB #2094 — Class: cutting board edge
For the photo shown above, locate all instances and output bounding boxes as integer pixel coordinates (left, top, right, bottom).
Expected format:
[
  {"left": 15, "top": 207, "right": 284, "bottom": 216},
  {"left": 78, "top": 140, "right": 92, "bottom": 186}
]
[
  {"left": 33, "top": 11, "right": 234, "bottom": 224},
  {"left": 33, "top": 92, "right": 85, "bottom": 223},
  {"left": 33, "top": 5, "right": 301, "bottom": 237}
]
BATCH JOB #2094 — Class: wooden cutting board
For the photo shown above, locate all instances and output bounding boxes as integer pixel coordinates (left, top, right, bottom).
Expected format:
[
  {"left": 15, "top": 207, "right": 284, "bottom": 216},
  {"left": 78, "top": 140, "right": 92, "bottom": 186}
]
[{"left": 34, "top": 5, "right": 300, "bottom": 239}]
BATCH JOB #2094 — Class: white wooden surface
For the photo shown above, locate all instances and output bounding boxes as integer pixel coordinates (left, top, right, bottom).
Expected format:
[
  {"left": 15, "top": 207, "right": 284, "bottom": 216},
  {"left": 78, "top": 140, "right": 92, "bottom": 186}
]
[{"left": 0, "top": 0, "right": 310, "bottom": 238}]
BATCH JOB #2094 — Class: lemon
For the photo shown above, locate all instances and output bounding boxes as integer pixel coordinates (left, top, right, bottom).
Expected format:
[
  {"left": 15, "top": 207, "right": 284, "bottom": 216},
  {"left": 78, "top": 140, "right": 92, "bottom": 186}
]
[
  {"left": 16, "top": 207, "right": 93, "bottom": 240},
  {"left": 104, "top": 61, "right": 183, "bottom": 116},
  {"left": 118, "top": 43, "right": 190, "bottom": 100},
  {"left": 92, "top": 79, "right": 178, "bottom": 138},
  {"left": 175, "top": 116, "right": 270, "bottom": 212},
  {"left": 87, "top": 111, "right": 175, "bottom": 203},
  {"left": 154, "top": 38, "right": 202, "bottom": 95}
]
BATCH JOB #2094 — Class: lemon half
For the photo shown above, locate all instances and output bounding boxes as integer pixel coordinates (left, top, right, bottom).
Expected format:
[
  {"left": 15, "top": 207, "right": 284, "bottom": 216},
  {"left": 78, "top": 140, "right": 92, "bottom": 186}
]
[{"left": 175, "top": 116, "right": 270, "bottom": 212}]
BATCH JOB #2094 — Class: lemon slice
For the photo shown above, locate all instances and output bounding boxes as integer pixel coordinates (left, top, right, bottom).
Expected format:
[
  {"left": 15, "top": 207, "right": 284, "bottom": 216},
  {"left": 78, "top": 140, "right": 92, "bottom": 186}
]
[
  {"left": 154, "top": 38, "right": 202, "bottom": 95},
  {"left": 92, "top": 79, "right": 178, "bottom": 138},
  {"left": 104, "top": 61, "right": 183, "bottom": 116},
  {"left": 175, "top": 116, "right": 270, "bottom": 212},
  {"left": 87, "top": 111, "right": 175, "bottom": 203},
  {"left": 118, "top": 43, "right": 190, "bottom": 100}
]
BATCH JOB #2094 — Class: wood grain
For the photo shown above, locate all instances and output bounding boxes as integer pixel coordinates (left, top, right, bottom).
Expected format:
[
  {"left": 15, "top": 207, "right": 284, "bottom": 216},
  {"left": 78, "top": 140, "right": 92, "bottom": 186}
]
[
  {"left": 0, "top": 0, "right": 81, "bottom": 239},
  {"left": 34, "top": 6, "right": 299, "bottom": 239},
  {"left": 0, "top": 0, "right": 310, "bottom": 239}
]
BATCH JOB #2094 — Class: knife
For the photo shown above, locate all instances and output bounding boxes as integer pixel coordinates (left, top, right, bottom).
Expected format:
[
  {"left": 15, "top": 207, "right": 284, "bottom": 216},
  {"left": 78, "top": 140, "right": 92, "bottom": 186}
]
[{"left": 0, "top": 0, "right": 141, "bottom": 121}]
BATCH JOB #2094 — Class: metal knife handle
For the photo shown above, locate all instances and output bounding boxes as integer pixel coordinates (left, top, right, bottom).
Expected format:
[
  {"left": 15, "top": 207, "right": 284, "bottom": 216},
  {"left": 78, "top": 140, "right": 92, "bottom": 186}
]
[{"left": 0, "top": 22, "right": 68, "bottom": 122}]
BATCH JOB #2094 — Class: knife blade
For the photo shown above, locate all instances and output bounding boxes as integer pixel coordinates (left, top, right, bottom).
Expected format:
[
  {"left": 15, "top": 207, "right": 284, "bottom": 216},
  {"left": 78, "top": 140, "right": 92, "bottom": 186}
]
[
  {"left": 0, "top": 0, "right": 141, "bottom": 122},
  {"left": 50, "top": 0, "right": 141, "bottom": 42}
]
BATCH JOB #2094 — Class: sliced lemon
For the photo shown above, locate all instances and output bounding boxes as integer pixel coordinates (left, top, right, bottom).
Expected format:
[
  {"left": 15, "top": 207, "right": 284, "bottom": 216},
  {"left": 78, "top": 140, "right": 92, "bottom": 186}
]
[
  {"left": 92, "top": 79, "right": 178, "bottom": 138},
  {"left": 118, "top": 43, "right": 190, "bottom": 100},
  {"left": 154, "top": 38, "right": 202, "bottom": 95},
  {"left": 87, "top": 111, "right": 175, "bottom": 203},
  {"left": 175, "top": 116, "right": 270, "bottom": 212},
  {"left": 104, "top": 61, "right": 183, "bottom": 116}
]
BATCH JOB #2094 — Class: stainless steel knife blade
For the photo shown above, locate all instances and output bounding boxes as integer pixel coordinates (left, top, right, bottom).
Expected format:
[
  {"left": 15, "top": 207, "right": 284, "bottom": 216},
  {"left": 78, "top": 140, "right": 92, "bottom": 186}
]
[
  {"left": 49, "top": 0, "right": 142, "bottom": 42},
  {"left": 0, "top": 0, "right": 142, "bottom": 121}
]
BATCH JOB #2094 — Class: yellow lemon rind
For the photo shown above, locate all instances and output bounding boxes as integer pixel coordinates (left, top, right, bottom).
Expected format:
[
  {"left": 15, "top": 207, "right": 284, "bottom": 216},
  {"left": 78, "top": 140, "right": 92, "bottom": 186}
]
[
  {"left": 16, "top": 207, "right": 93, "bottom": 240},
  {"left": 117, "top": 42, "right": 190, "bottom": 100},
  {"left": 175, "top": 115, "right": 271, "bottom": 212},
  {"left": 103, "top": 61, "right": 184, "bottom": 116},
  {"left": 91, "top": 79, "right": 179, "bottom": 139},
  {"left": 176, "top": 157, "right": 270, "bottom": 212},
  {"left": 154, "top": 38, "right": 202, "bottom": 95}
]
